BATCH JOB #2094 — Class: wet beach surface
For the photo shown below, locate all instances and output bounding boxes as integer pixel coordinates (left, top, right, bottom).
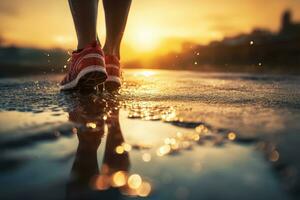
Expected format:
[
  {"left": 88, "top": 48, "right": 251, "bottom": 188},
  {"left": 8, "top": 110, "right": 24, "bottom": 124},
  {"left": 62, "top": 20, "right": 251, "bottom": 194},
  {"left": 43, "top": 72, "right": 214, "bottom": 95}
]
[{"left": 0, "top": 69, "right": 300, "bottom": 200}]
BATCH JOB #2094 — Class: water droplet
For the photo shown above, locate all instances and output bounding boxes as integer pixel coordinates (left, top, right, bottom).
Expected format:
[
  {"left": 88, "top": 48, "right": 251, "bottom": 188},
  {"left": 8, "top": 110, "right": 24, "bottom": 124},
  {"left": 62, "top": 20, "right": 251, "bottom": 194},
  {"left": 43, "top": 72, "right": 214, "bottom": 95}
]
[
  {"left": 86, "top": 122, "right": 97, "bottom": 129},
  {"left": 227, "top": 132, "right": 236, "bottom": 141}
]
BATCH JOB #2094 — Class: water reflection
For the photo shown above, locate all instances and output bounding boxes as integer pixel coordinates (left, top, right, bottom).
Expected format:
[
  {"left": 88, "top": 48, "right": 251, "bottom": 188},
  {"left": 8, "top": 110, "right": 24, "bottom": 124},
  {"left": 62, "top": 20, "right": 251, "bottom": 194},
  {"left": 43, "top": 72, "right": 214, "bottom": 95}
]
[
  {"left": 65, "top": 94, "right": 131, "bottom": 200},
  {"left": 65, "top": 93, "right": 152, "bottom": 199}
]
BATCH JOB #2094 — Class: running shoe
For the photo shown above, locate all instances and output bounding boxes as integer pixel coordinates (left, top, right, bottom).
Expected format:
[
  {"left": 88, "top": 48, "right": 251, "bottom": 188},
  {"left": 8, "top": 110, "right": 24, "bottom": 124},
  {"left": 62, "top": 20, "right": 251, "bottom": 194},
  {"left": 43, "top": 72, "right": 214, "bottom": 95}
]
[
  {"left": 104, "top": 55, "right": 121, "bottom": 91},
  {"left": 60, "top": 42, "right": 107, "bottom": 91}
]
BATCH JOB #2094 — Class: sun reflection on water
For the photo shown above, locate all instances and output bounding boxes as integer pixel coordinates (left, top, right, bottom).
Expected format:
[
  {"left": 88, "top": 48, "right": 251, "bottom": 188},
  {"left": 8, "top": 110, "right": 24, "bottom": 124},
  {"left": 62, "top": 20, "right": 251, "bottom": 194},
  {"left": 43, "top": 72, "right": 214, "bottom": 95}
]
[{"left": 134, "top": 70, "right": 156, "bottom": 77}]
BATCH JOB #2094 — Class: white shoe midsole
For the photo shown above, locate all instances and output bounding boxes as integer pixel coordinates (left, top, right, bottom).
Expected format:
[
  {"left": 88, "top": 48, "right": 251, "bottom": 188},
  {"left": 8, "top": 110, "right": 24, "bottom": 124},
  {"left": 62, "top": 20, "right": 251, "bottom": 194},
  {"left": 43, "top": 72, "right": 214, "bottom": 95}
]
[
  {"left": 60, "top": 65, "right": 107, "bottom": 90},
  {"left": 106, "top": 76, "right": 121, "bottom": 84}
]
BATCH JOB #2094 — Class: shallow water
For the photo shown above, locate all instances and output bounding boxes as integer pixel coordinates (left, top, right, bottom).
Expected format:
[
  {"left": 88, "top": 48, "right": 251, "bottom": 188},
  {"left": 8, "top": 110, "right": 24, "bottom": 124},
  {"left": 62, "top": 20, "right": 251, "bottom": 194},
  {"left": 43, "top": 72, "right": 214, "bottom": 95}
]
[{"left": 0, "top": 69, "right": 300, "bottom": 200}]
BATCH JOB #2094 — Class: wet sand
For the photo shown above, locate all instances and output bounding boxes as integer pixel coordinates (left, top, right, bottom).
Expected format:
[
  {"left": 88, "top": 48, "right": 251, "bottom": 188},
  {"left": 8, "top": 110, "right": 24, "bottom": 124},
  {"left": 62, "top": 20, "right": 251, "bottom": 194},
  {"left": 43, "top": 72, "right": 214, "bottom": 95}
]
[{"left": 0, "top": 69, "right": 300, "bottom": 200}]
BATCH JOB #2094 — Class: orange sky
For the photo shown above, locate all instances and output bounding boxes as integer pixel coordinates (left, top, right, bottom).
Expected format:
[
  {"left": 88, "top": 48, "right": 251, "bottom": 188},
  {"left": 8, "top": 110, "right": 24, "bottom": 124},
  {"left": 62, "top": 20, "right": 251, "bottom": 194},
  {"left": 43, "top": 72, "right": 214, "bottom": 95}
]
[{"left": 0, "top": 0, "right": 300, "bottom": 62}]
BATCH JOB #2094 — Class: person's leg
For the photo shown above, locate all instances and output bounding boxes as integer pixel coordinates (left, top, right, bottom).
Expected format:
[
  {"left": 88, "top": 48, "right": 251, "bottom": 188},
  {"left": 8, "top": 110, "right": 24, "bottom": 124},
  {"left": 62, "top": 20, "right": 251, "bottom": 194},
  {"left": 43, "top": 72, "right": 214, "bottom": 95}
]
[
  {"left": 61, "top": 0, "right": 107, "bottom": 91},
  {"left": 68, "top": 0, "right": 99, "bottom": 50},
  {"left": 102, "top": 0, "right": 132, "bottom": 59}
]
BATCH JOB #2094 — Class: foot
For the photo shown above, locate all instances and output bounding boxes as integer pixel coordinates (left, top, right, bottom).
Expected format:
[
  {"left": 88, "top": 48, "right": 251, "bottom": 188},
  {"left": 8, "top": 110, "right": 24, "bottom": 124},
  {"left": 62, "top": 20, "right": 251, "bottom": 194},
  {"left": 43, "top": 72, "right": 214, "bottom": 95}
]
[
  {"left": 104, "top": 55, "right": 121, "bottom": 92},
  {"left": 60, "top": 42, "right": 107, "bottom": 91}
]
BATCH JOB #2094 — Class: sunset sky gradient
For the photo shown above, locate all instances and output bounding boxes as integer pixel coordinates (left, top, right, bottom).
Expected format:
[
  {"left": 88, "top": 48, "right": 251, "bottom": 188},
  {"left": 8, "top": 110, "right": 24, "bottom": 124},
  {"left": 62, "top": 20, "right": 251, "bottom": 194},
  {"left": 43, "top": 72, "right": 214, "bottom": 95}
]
[{"left": 0, "top": 0, "right": 300, "bottom": 61}]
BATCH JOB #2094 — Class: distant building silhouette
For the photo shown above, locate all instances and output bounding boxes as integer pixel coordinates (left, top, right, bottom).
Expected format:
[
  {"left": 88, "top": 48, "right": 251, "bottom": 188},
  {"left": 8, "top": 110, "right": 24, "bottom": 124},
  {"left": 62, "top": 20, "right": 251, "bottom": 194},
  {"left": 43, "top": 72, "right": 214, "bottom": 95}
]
[
  {"left": 152, "top": 10, "right": 300, "bottom": 73},
  {"left": 280, "top": 10, "right": 300, "bottom": 37}
]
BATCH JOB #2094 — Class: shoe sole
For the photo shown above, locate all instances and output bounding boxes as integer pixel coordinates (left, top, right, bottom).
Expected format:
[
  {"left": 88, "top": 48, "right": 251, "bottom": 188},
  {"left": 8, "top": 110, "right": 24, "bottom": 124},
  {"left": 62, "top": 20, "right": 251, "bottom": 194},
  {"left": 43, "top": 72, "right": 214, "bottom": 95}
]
[
  {"left": 105, "top": 76, "right": 121, "bottom": 92},
  {"left": 60, "top": 65, "right": 107, "bottom": 91}
]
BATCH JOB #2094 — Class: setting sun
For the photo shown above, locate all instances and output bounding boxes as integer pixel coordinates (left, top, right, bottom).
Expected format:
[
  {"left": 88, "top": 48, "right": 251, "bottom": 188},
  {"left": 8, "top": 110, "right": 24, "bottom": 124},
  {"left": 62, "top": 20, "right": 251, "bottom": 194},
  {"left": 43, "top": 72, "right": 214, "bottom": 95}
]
[{"left": 131, "top": 28, "right": 160, "bottom": 52}]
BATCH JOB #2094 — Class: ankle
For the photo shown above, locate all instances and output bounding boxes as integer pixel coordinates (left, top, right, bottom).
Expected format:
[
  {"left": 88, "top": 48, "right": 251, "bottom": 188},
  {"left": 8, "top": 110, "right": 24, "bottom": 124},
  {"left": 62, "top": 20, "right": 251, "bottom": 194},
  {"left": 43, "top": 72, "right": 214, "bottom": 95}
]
[
  {"left": 77, "top": 42, "right": 88, "bottom": 50},
  {"left": 103, "top": 45, "right": 120, "bottom": 59},
  {"left": 77, "top": 39, "right": 99, "bottom": 50}
]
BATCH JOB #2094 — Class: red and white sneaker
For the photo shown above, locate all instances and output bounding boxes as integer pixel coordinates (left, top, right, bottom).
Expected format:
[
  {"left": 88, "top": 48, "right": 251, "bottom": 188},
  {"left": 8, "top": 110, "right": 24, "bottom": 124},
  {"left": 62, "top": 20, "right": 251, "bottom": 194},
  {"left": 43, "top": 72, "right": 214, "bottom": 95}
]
[
  {"left": 104, "top": 55, "right": 121, "bottom": 91},
  {"left": 60, "top": 42, "right": 107, "bottom": 91}
]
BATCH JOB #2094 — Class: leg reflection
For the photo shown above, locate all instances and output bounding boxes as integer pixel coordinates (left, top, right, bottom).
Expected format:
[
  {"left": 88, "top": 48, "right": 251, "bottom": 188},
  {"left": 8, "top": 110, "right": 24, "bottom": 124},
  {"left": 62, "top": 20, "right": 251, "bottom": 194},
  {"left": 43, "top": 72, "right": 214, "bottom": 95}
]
[
  {"left": 102, "top": 99, "right": 130, "bottom": 174},
  {"left": 66, "top": 94, "right": 129, "bottom": 200}
]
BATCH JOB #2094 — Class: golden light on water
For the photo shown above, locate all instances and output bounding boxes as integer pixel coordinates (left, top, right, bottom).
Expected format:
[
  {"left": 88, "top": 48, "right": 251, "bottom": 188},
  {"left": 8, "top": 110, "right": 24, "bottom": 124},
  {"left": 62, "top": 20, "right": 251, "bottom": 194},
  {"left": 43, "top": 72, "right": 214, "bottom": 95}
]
[
  {"left": 122, "top": 143, "right": 132, "bottom": 152},
  {"left": 176, "top": 132, "right": 183, "bottom": 138},
  {"left": 181, "top": 141, "right": 191, "bottom": 149},
  {"left": 86, "top": 122, "right": 97, "bottom": 129},
  {"left": 164, "top": 137, "right": 177, "bottom": 145},
  {"left": 142, "top": 153, "right": 151, "bottom": 162},
  {"left": 157, "top": 144, "right": 171, "bottom": 156},
  {"left": 171, "top": 142, "right": 180, "bottom": 150},
  {"left": 112, "top": 171, "right": 127, "bottom": 187},
  {"left": 93, "top": 170, "right": 152, "bottom": 197},
  {"left": 195, "top": 125, "right": 209, "bottom": 134},
  {"left": 134, "top": 70, "right": 156, "bottom": 77},
  {"left": 116, "top": 145, "right": 125, "bottom": 154},
  {"left": 103, "top": 115, "right": 107, "bottom": 120},
  {"left": 156, "top": 132, "right": 208, "bottom": 156},
  {"left": 137, "top": 181, "right": 152, "bottom": 197},
  {"left": 227, "top": 132, "right": 237, "bottom": 141},
  {"left": 128, "top": 174, "right": 142, "bottom": 189},
  {"left": 164, "top": 138, "right": 171, "bottom": 144},
  {"left": 193, "top": 134, "right": 200, "bottom": 141}
]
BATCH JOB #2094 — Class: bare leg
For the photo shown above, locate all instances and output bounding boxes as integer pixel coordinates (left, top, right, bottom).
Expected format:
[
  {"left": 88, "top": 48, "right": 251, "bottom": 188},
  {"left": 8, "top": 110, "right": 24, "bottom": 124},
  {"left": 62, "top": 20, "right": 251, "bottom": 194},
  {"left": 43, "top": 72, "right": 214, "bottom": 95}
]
[
  {"left": 102, "top": 0, "right": 132, "bottom": 59},
  {"left": 68, "top": 0, "right": 99, "bottom": 50}
]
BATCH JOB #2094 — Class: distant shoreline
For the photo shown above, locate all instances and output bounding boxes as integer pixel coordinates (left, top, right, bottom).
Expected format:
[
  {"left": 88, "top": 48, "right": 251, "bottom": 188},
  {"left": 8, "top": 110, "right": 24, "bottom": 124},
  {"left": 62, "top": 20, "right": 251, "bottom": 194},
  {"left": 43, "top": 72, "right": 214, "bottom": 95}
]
[
  {"left": 1, "top": 63, "right": 300, "bottom": 78},
  {"left": 124, "top": 64, "right": 300, "bottom": 75}
]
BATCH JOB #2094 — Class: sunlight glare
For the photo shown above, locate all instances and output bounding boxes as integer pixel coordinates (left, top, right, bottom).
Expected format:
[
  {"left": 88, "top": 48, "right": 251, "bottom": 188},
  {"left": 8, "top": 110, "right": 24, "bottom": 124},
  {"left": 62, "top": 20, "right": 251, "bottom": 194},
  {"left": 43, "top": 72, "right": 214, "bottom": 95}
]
[
  {"left": 134, "top": 70, "right": 156, "bottom": 77},
  {"left": 53, "top": 35, "right": 74, "bottom": 45},
  {"left": 132, "top": 28, "right": 159, "bottom": 51}
]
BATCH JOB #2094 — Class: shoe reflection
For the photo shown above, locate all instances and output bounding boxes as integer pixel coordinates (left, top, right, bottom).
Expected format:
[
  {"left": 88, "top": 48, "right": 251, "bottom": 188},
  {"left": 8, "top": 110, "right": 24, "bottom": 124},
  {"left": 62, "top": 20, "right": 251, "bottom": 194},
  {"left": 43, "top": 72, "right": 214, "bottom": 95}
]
[{"left": 66, "top": 94, "right": 129, "bottom": 200}]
